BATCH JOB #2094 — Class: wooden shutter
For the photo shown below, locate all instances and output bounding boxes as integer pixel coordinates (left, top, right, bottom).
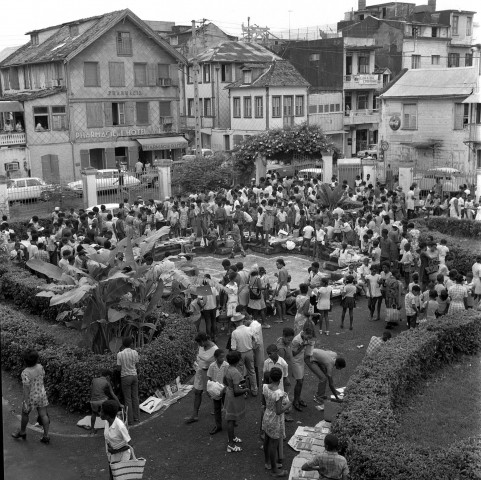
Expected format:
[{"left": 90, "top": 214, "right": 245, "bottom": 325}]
[
  {"left": 169, "top": 64, "right": 179, "bottom": 86},
  {"left": 42, "top": 154, "right": 60, "bottom": 183},
  {"left": 86, "top": 103, "right": 103, "bottom": 128},
  {"left": 128, "top": 146, "right": 139, "bottom": 169},
  {"left": 125, "top": 102, "right": 135, "bottom": 125},
  {"left": 136, "top": 102, "right": 149, "bottom": 125},
  {"left": 147, "top": 64, "right": 157, "bottom": 86},
  {"left": 80, "top": 150, "right": 90, "bottom": 169},
  {"left": 159, "top": 101, "right": 171, "bottom": 117},
  {"left": 41, "top": 155, "right": 53, "bottom": 182},
  {"left": 105, "top": 148, "right": 116, "bottom": 168},
  {"left": 104, "top": 102, "right": 113, "bottom": 126},
  {"left": 109, "top": 62, "right": 125, "bottom": 87}
]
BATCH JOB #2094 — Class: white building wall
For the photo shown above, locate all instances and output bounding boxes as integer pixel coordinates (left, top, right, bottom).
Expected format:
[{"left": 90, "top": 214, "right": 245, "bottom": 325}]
[{"left": 402, "top": 39, "right": 450, "bottom": 69}]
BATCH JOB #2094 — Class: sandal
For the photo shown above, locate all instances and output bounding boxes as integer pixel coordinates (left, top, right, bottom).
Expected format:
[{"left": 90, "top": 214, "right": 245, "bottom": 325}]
[
  {"left": 299, "top": 400, "right": 308, "bottom": 407},
  {"left": 185, "top": 416, "right": 199, "bottom": 424},
  {"left": 227, "top": 444, "right": 242, "bottom": 453},
  {"left": 293, "top": 402, "right": 303, "bottom": 412},
  {"left": 271, "top": 470, "right": 288, "bottom": 478},
  {"left": 233, "top": 436, "right": 242, "bottom": 443}
]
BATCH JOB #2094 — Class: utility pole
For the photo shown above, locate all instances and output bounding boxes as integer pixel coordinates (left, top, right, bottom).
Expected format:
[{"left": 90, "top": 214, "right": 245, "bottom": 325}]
[
  {"left": 191, "top": 20, "right": 202, "bottom": 156},
  {"left": 247, "top": 17, "right": 251, "bottom": 42},
  {"left": 288, "top": 10, "right": 293, "bottom": 40}
]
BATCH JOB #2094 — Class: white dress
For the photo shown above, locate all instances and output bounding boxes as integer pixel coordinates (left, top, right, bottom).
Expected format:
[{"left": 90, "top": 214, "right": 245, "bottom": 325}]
[
  {"left": 476, "top": 206, "right": 481, "bottom": 221},
  {"left": 449, "top": 198, "right": 459, "bottom": 218}
]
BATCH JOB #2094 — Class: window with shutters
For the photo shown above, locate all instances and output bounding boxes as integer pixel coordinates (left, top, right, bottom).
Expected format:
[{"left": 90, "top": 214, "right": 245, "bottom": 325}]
[
  {"left": 411, "top": 55, "right": 421, "bottom": 69},
  {"left": 203, "top": 98, "right": 212, "bottom": 117},
  {"left": 254, "top": 96, "right": 263, "bottom": 118},
  {"left": 221, "top": 64, "right": 232, "bottom": 82},
  {"left": 52, "top": 106, "right": 67, "bottom": 130},
  {"left": 84, "top": 62, "right": 100, "bottom": 87},
  {"left": 402, "top": 103, "right": 417, "bottom": 130},
  {"left": 431, "top": 55, "right": 440, "bottom": 65},
  {"left": 467, "top": 17, "right": 472, "bottom": 36},
  {"left": 465, "top": 53, "right": 473, "bottom": 67},
  {"left": 187, "top": 66, "right": 193, "bottom": 84},
  {"left": 134, "top": 63, "right": 147, "bottom": 86},
  {"left": 358, "top": 56, "right": 369, "bottom": 74},
  {"left": 187, "top": 98, "right": 194, "bottom": 117},
  {"left": 157, "top": 64, "right": 170, "bottom": 85},
  {"left": 116, "top": 31, "right": 132, "bottom": 56},
  {"left": 448, "top": 53, "right": 460, "bottom": 68},
  {"left": 9, "top": 67, "right": 19, "bottom": 90},
  {"left": 1, "top": 69, "right": 9, "bottom": 90},
  {"left": 243, "top": 70, "right": 252, "bottom": 84},
  {"left": 203, "top": 64, "right": 211, "bottom": 83},
  {"left": 23, "top": 66, "right": 31, "bottom": 89},
  {"left": 357, "top": 94, "right": 368, "bottom": 110},
  {"left": 272, "top": 96, "right": 281, "bottom": 117},
  {"left": 454, "top": 103, "right": 469, "bottom": 130},
  {"left": 109, "top": 62, "right": 125, "bottom": 87},
  {"left": 233, "top": 97, "right": 241, "bottom": 118},
  {"left": 136, "top": 102, "right": 149, "bottom": 125},
  {"left": 295, "top": 96, "right": 304, "bottom": 116},
  {"left": 86, "top": 103, "right": 103, "bottom": 128},
  {"left": 159, "top": 101, "right": 171, "bottom": 122},
  {"left": 33, "top": 106, "right": 49, "bottom": 130},
  {"left": 452, "top": 15, "right": 459, "bottom": 35},
  {"left": 476, "top": 104, "right": 481, "bottom": 124},
  {"left": 243, "top": 97, "right": 252, "bottom": 118},
  {"left": 112, "top": 103, "right": 125, "bottom": 126},
  {"left": 283, "top": 96, "right": 293, "bottom": 116}
]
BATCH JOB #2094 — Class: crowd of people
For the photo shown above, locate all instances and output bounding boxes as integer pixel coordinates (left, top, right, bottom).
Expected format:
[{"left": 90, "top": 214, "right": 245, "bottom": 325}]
[{"left": 6, "top": 169, "right": 481, "bottom": 480}]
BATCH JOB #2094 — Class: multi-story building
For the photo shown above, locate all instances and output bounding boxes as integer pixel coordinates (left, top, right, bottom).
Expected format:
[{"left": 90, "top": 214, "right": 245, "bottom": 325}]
[
  {"left": 181, "top": 41, "right": 281, "bottom": 151},
  {"left": 378, "top": 66, "right": 478, "bottom": 171},
  {"left": 338, "top": 1, "right": 476, "bottom": 76},
  {"left": 276, "top": 37, "right": 387, "bottom": 156},
  {"left": 0, "top": 9, "right": 186, "bottom": 182},
  {"left": 226, "top": 60, "right": 309, "bottom": 147}
]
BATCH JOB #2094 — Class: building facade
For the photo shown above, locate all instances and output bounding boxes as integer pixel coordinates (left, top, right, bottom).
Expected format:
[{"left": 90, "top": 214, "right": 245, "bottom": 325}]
[
  {"left": 378, "top": 66, "right": 478, "bottom": 171},
  {"left": 0, "top": 9, "right": 186, "bottom": 182}
]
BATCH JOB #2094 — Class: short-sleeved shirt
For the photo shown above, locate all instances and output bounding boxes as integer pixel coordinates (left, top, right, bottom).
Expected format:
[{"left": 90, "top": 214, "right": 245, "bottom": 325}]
[
  {"left": 263, "top": 356, "right": 288, "bottom": 391},
  {"left": 116, "top": 348, "right": 139, "bottom": 377},
  {"left": 366, "top": 336, "right": 384, "bottom": 356},
  {"left": 91, "top": 377, "right": 110, "bottom": 402},
  {"left": 291, "top": 333, "right": 315, "bottom": 366},
  {"left": 365, "top": 274, "right": 382, "bottom": 297},
  {"left": 104, "top": 417, "right": 131, "bottom": 452},
  {"left": 405, "top": 292, "right": 421, "bottom": 316},
  {"left": 231, "top": 325, "right": 254, "bottom": 352},
  {"left": 275, "top": 337, "right": 293, "bottom": 364},
  {"left": 303, "top": 451, "right": 349, "bottom": 480},
  {"left": 207, "top": 361, "right": 229, "bottom": 384}
]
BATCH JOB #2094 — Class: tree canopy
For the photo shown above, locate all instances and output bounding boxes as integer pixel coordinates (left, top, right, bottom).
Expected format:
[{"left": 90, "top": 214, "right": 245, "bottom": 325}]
[{"left": 233, "top": 123, "right": 333, "bottom": 175}]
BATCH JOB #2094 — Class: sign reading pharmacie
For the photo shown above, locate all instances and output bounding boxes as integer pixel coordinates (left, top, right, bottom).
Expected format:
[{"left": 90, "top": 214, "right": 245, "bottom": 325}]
[{"left": 75, "top": 126, "right": 162, "bottom": 140}]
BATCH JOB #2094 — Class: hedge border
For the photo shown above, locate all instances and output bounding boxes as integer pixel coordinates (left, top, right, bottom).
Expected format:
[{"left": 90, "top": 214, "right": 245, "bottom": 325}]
[
  {"left": 426, "top": 216, "right": 481, "bottom": 239},
  {"left": 0, "top": 304, "right": 197, "bottom": 412},
  {"left": 331, "top": 312, "right": 481, "bottom": 480}
]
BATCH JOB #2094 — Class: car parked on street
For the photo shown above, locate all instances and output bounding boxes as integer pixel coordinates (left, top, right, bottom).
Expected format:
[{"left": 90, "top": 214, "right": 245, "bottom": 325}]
[
  {"left": 7, "top": 177, "right": 55, "bottom": 202},
  {"left": 357, "top": 144, "right": 378, "bottom": 159},
  {"left": 67, "top": 169, "right": 140, "bottom": 194}
]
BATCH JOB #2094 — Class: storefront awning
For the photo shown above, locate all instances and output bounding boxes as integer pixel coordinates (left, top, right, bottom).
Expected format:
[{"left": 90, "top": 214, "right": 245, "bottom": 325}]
[
  {"left": 137, "top": 136, "right": 187, "bottom": 151},
  {"left": 463, "top": 92, "right": 481, "bottom": 103},
  {"left": 0, "top": 101, "right": 23, "bottom": 112}
]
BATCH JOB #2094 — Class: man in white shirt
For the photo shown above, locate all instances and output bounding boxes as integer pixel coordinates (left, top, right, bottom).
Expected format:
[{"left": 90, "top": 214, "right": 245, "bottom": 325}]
[
  {"left": 263, "top": 344, "right": 289, "bottom": 392},
  {"left": 230, "top": 313, "right": 258, "bottom": 396},
  {"left": 117, "top": 337, "right": 140, "bottom": 424},
  {"left": 301, "top": 220, "right": 315, "bottom": 257}
]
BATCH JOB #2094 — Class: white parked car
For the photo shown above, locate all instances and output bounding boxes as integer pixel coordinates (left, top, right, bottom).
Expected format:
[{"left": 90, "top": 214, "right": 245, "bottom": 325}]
[
  {"left": 67, "top": 169, "right": 141, "bottom": 194},
  {"left": 7, "top": 177, "right": 54, "bottom": 202},
  {"left": 357, "top": 144, "right": 378, "bottom": 159}
]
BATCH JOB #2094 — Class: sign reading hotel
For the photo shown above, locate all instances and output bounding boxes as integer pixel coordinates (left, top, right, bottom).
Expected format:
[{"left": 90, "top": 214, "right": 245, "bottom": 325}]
[{"left": 75, "top": 126, "right": 163, "bottom": 140}]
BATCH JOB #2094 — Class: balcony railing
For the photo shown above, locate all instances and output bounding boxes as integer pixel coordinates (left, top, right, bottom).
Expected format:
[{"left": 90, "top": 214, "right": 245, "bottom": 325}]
[
  {"left": 180, "top": 116, "right": 214, "bottom": 129},
  {"left": 343, "top": 74, "right": 383, "bottom": 89},
  {"left": 344, "top": 109, "right": 380, "bottom": 125},
  {"left": 0, "top": 132, "right": 26, "bottom": 146}
]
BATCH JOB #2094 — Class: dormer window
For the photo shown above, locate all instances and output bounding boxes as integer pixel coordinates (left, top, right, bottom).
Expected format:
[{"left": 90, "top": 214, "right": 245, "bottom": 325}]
[
  {"left": 243, "top": 70, "right": 252, "bottom": 84},
  {"left": 69, "top": 25, "right": 79, "bottom": 37},
  {"left": 31, "top": 33, "right": 39, "bottom": 46}
]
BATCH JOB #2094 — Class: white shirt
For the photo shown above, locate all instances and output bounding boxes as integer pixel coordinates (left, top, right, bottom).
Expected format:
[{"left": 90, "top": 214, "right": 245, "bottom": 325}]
[
  {"left": 231, "top": 324, "right": 254, "bottom": 352},
  {"left": 303, "top": 225, "right": 315, "bottom": 239},
  {"left": 104, "top": 417, "right": 130, "bottom": 452},
  {"left": 263, "top": 356, "right": 288, "bottom": 391},
  {"left": 315, "top": 228, "right": 326, "bottom": 242}
]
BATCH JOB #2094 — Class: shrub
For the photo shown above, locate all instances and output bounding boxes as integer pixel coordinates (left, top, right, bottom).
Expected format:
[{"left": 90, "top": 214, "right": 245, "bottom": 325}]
[
  {"left": 331, "top": 312, "right": 481, "bottom": 480},
  {"left": 7, "top": 217, "right": 52, "bottom": 240},
  {"left": 426, "top": 217, "right": 481, "bottom": 239},
  {"left": 0, "top": 305, "right": 197, "bottom": 412}
]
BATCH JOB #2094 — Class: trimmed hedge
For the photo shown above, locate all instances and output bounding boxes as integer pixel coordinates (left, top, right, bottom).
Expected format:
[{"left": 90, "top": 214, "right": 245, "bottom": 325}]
[
  {"left": 426, "top": 216, "right": 481, "bottom": 239},
  {"left": 331, "top": 312, "right": 481, "bottom": 480},
  {"left": 7, "top": 217, "right": 53, "bottom": 239},
  {"left": 0, "top": 304, "right": 197, "bottom": 412}
]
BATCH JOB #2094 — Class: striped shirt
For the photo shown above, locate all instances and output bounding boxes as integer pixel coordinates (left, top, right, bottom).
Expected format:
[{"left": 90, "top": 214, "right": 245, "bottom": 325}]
[
  {"left": 116, "top": 348, "right": 139, "bottom": 377},
  {"left": 303, "top": 451, "right": 349, "bottom": 480}
]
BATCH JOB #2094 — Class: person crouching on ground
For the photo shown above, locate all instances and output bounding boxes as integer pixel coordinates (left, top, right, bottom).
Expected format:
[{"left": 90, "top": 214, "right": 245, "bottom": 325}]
[
  {"left": 90, "top": 369, "right": 122, "bottom": 434},
  {"left": 301, "top": 433, "right": 349, "bottom": 480}
]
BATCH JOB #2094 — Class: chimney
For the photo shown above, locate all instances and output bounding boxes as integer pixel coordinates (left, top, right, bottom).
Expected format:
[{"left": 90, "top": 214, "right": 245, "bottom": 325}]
[
  {"left": 428, "top": 0, "right": 436, "bottom": 12},
  {"left": 358, "top": 0, "right": 367, "bottom": 10}
]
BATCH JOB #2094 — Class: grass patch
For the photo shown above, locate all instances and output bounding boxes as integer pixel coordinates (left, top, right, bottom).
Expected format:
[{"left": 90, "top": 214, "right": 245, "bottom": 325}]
[{"left": 397, "top": 353, "right": 481, "bottom": 449}]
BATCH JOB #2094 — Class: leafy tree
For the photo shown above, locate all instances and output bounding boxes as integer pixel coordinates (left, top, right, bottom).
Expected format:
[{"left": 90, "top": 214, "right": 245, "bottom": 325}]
[{"left": 233, "top": 123, "right": 333, "bottom": 176}]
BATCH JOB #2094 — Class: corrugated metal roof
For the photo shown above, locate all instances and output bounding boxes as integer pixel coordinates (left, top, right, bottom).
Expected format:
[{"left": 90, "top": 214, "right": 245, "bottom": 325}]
[
  {"left": 227, "top": 60, "right": 310, "bottom": 89},
  {"left": 1, "top": 9, "right": 185, "bottom": 67},
  {"left": 381, "top": 67, "right": 477, "bottom": 98},
  {"left": 192, "top": 41, "right": 280, "bottom": 64}
]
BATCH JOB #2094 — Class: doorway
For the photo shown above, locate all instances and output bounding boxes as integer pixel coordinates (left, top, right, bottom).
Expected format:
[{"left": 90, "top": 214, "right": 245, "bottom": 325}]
[
  {"left": 356, "top": 129, "right": 368, "bottom": 152},
  {"left": 90, "top": 149, "right": 104, "bottom": 169},
  {"left": 115, "top": 147, "right": 127, "bottom": 169}
]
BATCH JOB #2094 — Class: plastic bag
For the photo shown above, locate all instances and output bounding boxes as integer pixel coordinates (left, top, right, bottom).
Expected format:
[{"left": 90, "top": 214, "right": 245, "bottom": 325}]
[{"left": 207, "top": 380, "right": 225, "bottom": 400}]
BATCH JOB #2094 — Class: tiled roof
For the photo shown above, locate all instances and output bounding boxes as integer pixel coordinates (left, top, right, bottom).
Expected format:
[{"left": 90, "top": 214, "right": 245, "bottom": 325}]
[
  {"left": 1, "top": 87, "right": 66, "bottom": 101},
  {"left": 381, "top": 67, "right": 477, "bottom": 98},
  {"left": 192, "top": 41, "right": 280, "bottom": 64},
  {"left": 227, "top": 60, "right": 310, "bottom": 89},
  {"left": 0, "top": 9, "right": 185, "bottom": 67}
]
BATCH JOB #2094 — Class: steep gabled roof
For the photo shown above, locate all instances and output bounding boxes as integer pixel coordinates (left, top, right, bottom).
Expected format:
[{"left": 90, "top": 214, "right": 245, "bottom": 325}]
[
  {"left": 227, "top": 60, "right": 310, "bottom": 89},
  {"left": 0, "top": 9, "right": 185, "bottom": 68},
  {"left": 192, "top": 41, "right": 280, "bottom": 64},
  {"left": 381, "top": 67, "right": 477, "bottom": 98}
]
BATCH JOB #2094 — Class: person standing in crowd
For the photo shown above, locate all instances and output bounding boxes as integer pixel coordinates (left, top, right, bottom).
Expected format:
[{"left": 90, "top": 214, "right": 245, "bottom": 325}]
[
  {"left": 316, "top": 278, "right": 333, "bottom": 335},
  {"left": 116, "top": 337, "right": 140, "bottom": 425},
  {"left": 185, "top": 332, "right": 218, "bottom": 424},
  {"left": 207, "top": 349, "right": 229, "bottom": 435},
  {"left": 12, "top": 349, "right": 50, "bottom": 444}
]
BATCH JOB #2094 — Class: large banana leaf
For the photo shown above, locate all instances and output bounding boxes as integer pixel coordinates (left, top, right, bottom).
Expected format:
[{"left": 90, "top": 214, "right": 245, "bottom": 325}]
[
  {"left": 108, "top": 308, "right": 128, "bottom": 323},
  {"left": 139, "top": 226, "right": 170, "bottom": 257},
  {"left": 145, "top": 279, "right": 164, "bottom": 315},
  {"left": 26, "top": 259, "right": 65, "bottom": 280},
  {"left": 49, "top": 284, "right": 92, "bottom": 306}
]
